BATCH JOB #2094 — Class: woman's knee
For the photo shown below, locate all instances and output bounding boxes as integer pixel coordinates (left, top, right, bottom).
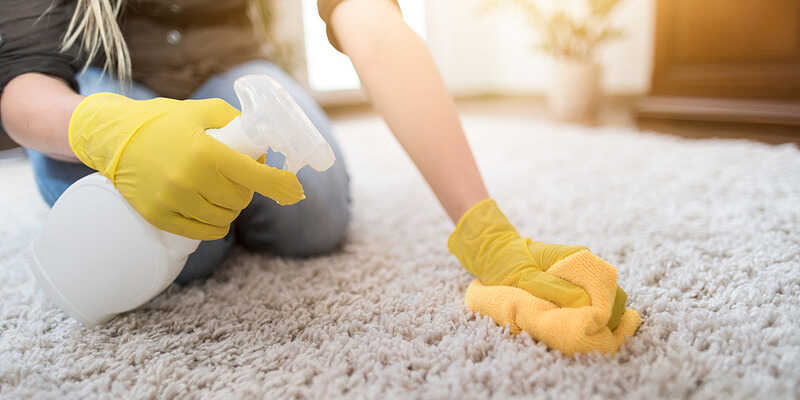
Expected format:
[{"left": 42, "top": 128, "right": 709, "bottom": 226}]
[
  {"left": 209, "top": 61, "right": 351, "bottom": 256},
  {"left": 77, "top": 67, "right": 157, "bottom": 99},
  {"left": 193, "top": 61, "right": 338, "bottom": 156},
  {"left": 269, "top": 204, "right": 350, "bottom": 257},
  {"left": 26, "top": 149, "right": 94, "bottom": 207},
  {"left": 173, "top": 231, "right": 235, "bottom": 284},
  {"left": 235, "top": 172, "right": 351, "bottom": 257}
]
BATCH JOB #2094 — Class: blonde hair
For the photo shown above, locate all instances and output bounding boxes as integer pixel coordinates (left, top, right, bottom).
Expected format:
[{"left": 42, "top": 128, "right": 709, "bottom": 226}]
[
  {"left": 60, "top": 0, "right": 276, "bottom": 82},
  {"left": 61, "top": 0, "right": 131, "bottom": 81}
]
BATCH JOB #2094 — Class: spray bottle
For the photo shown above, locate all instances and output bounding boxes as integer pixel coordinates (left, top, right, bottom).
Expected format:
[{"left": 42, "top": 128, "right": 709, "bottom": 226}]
[{"left": 28, "top": 75, "right": 336, "bottom": 326}]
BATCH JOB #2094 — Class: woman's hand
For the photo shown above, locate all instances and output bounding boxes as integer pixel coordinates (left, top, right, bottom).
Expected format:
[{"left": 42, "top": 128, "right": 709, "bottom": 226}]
[
  {"left": 69, "top": 93, "right": 305, "bottom": 240},
  {"left": 449, "top": 199, "right": 641, "bottom": 355},
  {"left": 448, "top": 199, "right": 628, "bottom": 330}
]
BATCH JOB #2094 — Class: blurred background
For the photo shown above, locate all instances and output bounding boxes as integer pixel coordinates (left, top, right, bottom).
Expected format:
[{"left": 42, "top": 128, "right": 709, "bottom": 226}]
[
  {"left": 290, "top": 0, "right": 799, "bottom": 145},
  {"left": 1, "top": 0, "right": 798, "bottom": 154},
  {"left": 277, "top": 0, "right": 653, "bottom": 111}
]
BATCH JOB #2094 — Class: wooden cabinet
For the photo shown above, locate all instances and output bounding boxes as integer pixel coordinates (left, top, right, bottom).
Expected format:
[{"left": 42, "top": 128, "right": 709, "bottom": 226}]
[{"left": 638, "top": 0, "right": 800, "bottom": 129}]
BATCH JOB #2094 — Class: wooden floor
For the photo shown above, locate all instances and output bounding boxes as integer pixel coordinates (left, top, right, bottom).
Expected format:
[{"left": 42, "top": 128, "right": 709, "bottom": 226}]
[
  {"left": 635, "top": 118, "right": 800, "bottom": 146},
  {"left": 327, "top": 96, "right": 800, "bottom": 147}
]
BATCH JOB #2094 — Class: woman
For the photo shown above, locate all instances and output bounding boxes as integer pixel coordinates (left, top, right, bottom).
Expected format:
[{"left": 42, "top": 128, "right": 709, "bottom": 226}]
[{"left": 0, "top": 0, "right": 634, "bottom": 353}]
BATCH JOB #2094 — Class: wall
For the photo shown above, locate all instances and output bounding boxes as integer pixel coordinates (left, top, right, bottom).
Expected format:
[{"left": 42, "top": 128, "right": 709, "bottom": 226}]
[
  {"left": 427, "top": 0, "right": 655, "bottom": 96},
  {"left": 424, "top": 0, "right": 502, "bottom": 95}
]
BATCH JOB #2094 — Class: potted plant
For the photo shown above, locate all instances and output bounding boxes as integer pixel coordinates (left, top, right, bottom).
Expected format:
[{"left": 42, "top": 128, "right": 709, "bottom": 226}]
[{"left": 482, "top": 0, "right": 625, "bottom": 121}]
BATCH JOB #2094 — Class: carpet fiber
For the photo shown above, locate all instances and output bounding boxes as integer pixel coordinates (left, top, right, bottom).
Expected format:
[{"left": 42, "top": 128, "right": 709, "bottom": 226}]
[{"left": 1, "top": 116, "right": 799, "bottom": 399}]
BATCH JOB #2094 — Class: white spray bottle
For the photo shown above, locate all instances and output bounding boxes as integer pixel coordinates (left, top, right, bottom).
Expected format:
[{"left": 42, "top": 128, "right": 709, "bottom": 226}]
[{"left": 28, "top": 75, "right": 336, "bottom": 326}]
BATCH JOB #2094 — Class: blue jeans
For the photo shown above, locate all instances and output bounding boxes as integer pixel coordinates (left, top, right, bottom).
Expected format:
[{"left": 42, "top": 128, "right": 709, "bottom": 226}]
[{"left": 27, "top": 61, "right": 351, "bottom": 284}]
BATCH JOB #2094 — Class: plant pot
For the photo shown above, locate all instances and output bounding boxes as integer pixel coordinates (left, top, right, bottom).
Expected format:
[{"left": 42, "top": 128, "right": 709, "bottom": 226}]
[{"left": 547, "top": 58, "right": 602, "bottom": 122}]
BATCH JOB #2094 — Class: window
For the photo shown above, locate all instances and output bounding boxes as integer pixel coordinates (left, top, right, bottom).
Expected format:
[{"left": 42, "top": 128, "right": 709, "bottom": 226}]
[{"left": 302, "top": 0, "right": 427, "bottom": 93}]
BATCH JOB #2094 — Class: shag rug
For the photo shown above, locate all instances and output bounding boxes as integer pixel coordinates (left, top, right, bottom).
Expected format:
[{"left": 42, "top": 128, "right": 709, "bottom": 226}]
[{"left": 1, "top": 115, "right": 799, "bottom": 399}]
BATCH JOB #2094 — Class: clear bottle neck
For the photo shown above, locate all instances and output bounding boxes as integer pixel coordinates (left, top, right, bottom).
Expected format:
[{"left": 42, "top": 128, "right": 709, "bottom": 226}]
[{"left": 205, "top": 116, "right": 264, "bottom": 160}]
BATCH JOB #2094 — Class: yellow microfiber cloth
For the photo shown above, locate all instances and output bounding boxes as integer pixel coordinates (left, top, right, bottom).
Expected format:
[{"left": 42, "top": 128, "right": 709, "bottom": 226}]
[
  {"left": 449, "top": 199, "right": 641, "bottom": 356},
  {"left": 464, "top": 250, "right": 641, "bottom": 356}
]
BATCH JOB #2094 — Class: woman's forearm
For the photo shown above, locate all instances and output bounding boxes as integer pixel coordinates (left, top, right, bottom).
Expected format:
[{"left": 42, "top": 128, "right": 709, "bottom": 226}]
[
  {"left": 1, "top": 73, "right": 83, "bottom": 161},
  {"left": 331, "top": 0, "right": 489, "bottom": 223}
]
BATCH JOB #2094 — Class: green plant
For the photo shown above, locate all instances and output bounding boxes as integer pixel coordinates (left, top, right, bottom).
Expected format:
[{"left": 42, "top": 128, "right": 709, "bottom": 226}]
[{"left": 481, "top": 0, "right": 625, "bottom": 61}]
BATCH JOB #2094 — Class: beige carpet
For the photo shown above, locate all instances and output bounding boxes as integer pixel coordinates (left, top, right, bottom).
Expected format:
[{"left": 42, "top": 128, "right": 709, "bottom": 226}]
[{"left": 1, "top": 115, "right": 799, "bottom": 399}]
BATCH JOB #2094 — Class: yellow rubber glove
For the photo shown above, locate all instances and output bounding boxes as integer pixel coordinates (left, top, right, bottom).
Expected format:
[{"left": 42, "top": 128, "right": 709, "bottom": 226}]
[
  {"left": 448, "top": 199, "right": 641, "bottom": 355},
  {"left": 69, "top": 93, "right": 305, "bottom": 240}
]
